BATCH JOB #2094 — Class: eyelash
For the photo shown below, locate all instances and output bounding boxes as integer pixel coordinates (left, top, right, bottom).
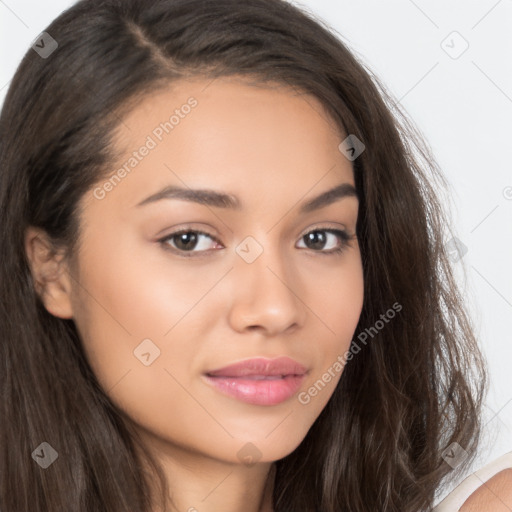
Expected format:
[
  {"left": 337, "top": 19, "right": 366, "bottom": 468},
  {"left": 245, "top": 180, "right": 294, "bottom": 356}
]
[{"left": 157, "top": 226, "right": 354, "bottom": 258}]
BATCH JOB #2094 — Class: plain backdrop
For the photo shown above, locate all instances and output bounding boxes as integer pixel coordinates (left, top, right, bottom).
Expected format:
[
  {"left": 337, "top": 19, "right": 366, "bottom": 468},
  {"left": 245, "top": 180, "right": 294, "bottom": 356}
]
[{"left": 1, "top": 0, "right": 511, "bottom": 503}]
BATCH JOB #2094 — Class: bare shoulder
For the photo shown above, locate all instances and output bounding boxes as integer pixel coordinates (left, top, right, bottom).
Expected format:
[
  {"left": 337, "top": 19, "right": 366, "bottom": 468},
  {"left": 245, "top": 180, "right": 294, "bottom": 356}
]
[{"left": 459, "top": 468, "right": 512, "bottom": 511}]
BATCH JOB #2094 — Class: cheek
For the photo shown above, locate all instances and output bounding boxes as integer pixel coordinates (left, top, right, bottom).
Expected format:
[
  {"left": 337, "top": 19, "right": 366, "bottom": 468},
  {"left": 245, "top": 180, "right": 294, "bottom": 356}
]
[
  {"left": 70, "top": 234, "right": 183, "bottom": 390},
  {"left": 71, "top": 234, "right": 229, "bottom": 413},
  {"left": 298, "top": 252, "right": 364, "bottom": 403},
  {"left": 323, "top": 267, "right": 363, "bottom": 329},
  {"left": 71, "top": 247, "right": 211, "bottom": 444},
  {"left": 307, "top": 250, "right": 364, "bottom": 342}
]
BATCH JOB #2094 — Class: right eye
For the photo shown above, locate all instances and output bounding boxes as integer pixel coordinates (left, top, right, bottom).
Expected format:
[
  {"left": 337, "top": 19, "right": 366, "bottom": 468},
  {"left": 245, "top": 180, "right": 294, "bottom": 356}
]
[{"left": 158, "top": 229, "right": 222, "bottom": 257}]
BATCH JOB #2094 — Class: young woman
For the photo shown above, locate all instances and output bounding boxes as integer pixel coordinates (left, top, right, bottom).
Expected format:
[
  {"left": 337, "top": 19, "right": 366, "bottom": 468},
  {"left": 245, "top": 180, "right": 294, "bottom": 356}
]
[{"left": 1, "top": 0, "right": 510, "bottom": 510}]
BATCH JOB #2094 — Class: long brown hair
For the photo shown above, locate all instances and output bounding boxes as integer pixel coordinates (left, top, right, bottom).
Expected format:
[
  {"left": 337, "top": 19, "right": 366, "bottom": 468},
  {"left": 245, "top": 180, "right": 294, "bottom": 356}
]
[{"left": 0, "top": 0, "right": 487, "bottom": 510}]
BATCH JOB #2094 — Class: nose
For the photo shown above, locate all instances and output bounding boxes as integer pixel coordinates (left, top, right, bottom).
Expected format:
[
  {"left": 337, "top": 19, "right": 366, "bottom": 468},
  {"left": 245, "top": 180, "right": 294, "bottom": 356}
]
[{"left": 227, "top": 240, "right": 307, "bottom": 336}]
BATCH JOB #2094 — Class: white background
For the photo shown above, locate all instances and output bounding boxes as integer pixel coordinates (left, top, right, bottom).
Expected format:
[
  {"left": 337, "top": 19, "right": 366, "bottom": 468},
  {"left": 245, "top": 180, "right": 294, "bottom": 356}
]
[{"left": 1, "top": 0, "right": 511, "bottom": 502}]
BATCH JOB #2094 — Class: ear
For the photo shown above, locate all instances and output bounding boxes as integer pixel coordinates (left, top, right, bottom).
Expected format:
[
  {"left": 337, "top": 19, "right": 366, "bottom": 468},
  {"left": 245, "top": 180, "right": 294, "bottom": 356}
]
[{"left": 24, "top": 226, "right": 74, "bottom": 319}]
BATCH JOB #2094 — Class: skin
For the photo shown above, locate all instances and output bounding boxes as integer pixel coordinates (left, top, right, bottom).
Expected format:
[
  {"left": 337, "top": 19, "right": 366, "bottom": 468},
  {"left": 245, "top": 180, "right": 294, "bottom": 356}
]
[
  {"left": 459, "top": 469, "right": 512, "bottom": 512},
  {"left": 25, "top": 76, "right": 364, "bottom": 512}
]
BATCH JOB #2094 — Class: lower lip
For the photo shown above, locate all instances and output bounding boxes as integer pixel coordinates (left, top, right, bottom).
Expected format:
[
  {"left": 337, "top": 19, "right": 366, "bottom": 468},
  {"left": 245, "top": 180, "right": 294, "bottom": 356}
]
[{"left": 202, "top": 374, "right": 307, "bottom": 406}]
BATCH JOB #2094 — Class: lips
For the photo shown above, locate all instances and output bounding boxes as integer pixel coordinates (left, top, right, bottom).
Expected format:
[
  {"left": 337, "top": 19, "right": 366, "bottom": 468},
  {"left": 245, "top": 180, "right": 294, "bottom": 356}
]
[
  {"left": 203, "top": 356, "right": 309, "bottom": 405},
  {"left": 205, "top": 356, "right": 308, "bottom": 378}
]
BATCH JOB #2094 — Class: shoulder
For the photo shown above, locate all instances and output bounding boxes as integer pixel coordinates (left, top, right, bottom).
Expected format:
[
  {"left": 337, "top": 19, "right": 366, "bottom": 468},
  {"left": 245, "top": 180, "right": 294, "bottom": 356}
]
[
  {"left": 433, "top": 451, "right": 512, "bottom": 512},
  {"left": 459, "top": 468, "right": 512, "bottom": 512}
]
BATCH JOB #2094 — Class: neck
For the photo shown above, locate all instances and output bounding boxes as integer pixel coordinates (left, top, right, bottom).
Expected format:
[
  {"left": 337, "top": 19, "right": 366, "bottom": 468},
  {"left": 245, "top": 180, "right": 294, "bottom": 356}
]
[{"left": 134, "top": 434, "right": 277, "bottom": 512}]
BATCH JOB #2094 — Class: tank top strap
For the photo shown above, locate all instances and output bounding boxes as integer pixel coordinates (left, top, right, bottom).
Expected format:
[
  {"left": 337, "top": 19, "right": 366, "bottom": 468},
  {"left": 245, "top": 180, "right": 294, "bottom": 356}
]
[{"left": 433, "top": 451, "right": 512, "bottom": 511}]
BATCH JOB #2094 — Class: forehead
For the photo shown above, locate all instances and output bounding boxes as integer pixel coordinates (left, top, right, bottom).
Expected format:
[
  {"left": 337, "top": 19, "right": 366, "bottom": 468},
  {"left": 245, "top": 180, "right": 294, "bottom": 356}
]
[
  {"left": 114, "top": 75, "right": 345, "bottom": 152},
  {"left": 83, "top": 75, "right": 354, "bottom": 215}
]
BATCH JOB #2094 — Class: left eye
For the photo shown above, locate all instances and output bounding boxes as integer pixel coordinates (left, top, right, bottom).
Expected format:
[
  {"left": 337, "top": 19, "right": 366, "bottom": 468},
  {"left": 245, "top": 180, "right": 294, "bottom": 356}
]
[
  {"left": 297, "top": 228, "right": 351, "bottom": 253},
  {"left": 158, "top": 227, "right": 352, "bottom": 257}
]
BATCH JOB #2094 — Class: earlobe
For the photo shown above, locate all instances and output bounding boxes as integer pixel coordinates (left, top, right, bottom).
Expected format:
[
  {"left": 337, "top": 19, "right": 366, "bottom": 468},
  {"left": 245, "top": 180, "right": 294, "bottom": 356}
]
[{"left": 24, "top": 226, "right": 74, "bottom": 319}]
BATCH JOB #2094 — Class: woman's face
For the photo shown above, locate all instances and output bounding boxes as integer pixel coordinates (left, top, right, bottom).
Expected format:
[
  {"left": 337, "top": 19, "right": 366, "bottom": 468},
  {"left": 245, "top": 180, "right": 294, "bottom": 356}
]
[{"left": 66, "top": 76, "right": 364, "bottom": 466}]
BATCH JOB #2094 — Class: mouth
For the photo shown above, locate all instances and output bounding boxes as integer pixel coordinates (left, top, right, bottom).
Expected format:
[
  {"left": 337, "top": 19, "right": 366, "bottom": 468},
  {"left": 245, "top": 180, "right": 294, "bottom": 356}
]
[
  {"left": 202, "top": 356, "right": 309, "bottom": 405},
  {"left": 205, "top": 355, "right": 308, "bottom": 378},
  {"left": 202, "top": 372, "right": 308, "bottom": 406},
  {"left": 205, "top": 373, "right": 296, "bottom": 379}
]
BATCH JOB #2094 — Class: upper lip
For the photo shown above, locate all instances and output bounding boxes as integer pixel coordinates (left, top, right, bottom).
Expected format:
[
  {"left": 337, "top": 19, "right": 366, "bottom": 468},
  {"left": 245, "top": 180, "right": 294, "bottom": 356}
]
[{"left": 205, "top": 356, "right": 309, "bottom": 378}]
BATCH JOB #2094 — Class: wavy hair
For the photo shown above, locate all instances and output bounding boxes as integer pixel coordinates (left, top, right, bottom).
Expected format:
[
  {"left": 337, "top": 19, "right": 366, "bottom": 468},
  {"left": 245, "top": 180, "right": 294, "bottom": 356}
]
[{"left": 0, "top": 0, "right": 487, "bottom": 510}]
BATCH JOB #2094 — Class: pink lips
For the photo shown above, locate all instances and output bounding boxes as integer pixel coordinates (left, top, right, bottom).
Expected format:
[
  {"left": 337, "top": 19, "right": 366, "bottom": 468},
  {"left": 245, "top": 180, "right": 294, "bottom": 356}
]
[{"left": 203, "top": 356, "right": 308, "bottom": 406}]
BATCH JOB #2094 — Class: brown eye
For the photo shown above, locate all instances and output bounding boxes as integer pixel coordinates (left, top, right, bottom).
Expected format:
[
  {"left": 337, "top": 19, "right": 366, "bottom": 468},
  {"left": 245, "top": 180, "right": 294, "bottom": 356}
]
[
  {"left": 297, "top": 228, "right": 351, "bottom": 255},
  {"left": 159, "top": 229, "right": 220, "bottom": 256}
]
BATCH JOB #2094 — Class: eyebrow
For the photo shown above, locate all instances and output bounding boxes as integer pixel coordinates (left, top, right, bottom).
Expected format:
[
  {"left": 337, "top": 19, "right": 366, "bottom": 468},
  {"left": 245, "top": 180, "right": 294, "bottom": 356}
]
[{"left": 135, "top": 182, "right": 358, "bottom": 214}]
